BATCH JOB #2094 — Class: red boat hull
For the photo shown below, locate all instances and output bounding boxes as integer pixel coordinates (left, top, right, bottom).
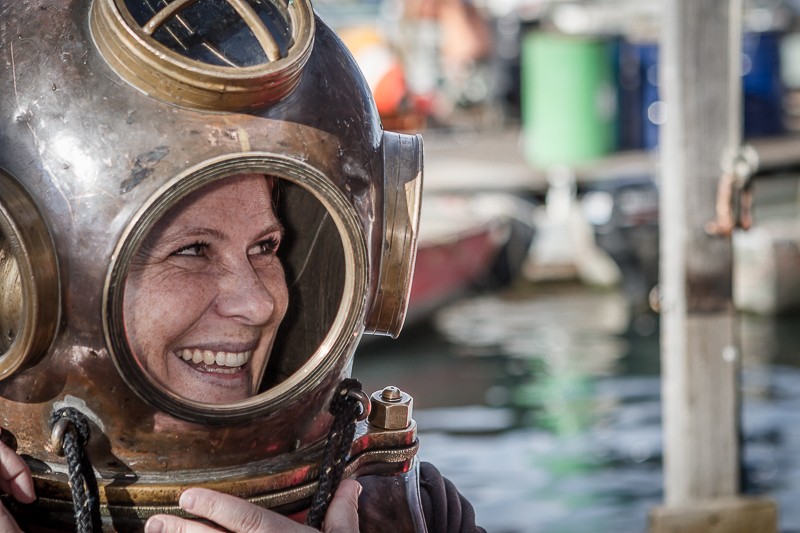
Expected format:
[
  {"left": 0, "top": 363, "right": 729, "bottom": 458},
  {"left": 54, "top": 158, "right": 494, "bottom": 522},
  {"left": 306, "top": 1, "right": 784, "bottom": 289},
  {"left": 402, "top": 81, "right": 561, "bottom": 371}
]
[{"left": 408, "top": 223, "right": 504, "bottom": 322}]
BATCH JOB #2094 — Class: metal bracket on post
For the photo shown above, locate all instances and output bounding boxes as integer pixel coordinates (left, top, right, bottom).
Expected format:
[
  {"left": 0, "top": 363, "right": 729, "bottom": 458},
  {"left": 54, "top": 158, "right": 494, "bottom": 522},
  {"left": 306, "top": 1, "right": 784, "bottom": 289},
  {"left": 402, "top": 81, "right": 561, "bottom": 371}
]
[{"left": 705, "top": 144, "right": 759, "bottom": 237}]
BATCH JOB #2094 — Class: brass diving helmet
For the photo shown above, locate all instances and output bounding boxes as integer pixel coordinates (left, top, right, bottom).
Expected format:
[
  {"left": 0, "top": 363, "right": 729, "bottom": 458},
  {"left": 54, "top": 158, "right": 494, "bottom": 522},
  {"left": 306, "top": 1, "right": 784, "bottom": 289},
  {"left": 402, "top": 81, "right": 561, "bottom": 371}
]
[{"left": 0, "top": 0, "right": 423, "bottom": 530}]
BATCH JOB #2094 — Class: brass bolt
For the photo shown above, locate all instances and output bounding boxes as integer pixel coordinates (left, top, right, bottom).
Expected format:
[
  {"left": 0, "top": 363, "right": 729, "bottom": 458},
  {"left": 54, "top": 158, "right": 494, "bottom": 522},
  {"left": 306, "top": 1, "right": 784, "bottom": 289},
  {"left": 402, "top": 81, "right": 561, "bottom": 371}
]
[{"left": 368, "top": 386, "right": 413, "bottom": 430}]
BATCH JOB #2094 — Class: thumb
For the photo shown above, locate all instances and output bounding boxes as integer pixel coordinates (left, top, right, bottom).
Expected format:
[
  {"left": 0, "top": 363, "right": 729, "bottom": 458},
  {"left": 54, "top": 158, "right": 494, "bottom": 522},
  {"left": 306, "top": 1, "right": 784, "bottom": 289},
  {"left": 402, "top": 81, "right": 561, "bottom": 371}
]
[{"left": 322, "top": 479, "right": 361, "bottom": 533}]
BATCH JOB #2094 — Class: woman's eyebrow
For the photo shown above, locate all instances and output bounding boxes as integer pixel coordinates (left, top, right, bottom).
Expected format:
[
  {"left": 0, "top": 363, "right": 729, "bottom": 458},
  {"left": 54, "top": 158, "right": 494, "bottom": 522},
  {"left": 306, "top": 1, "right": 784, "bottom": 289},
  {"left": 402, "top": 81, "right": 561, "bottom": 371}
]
[
  {"left": 147, "top": 223, "right": 284, "bottom": 251},
  {"left": 256, "top": 222, "right": 285, "bottom": 238},
  {"left": 164, "top": 227, "right": 228, "bottom": 242},
  {"left": 139, "top": 227, "right": 228, "bottom": 252}
]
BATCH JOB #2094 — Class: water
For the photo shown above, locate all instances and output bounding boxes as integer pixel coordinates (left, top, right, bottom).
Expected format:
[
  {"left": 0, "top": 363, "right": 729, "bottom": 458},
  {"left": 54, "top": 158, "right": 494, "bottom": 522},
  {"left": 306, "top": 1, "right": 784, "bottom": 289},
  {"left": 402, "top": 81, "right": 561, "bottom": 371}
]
[{"left": 353, "top": 282, "right": 800, "bottom": 533}]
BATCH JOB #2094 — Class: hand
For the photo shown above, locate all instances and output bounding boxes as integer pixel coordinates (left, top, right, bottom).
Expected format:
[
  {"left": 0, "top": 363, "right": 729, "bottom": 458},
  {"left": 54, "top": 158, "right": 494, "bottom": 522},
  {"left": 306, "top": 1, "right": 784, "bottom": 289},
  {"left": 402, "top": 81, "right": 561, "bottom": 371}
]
[
  {"left": 0, "top": 440, "right": 36, "bottom": 532},
  {"left": 145, "top": 479, "right": 361, "bottom": 533}
]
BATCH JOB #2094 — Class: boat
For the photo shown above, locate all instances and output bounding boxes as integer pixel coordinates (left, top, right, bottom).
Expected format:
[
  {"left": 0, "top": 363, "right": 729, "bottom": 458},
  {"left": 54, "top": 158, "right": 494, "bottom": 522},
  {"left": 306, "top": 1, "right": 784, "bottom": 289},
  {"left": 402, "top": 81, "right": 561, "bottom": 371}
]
[{"left": 405, "top": 192, "right": 536, "bottom": 324}]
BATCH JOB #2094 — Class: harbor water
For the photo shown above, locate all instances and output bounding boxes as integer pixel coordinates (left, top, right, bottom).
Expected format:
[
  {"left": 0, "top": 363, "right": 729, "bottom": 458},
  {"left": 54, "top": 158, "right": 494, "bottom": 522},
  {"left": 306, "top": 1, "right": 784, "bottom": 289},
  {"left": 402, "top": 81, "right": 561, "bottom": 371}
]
[{"left": 353, "top": 281, "right": 800, "bottom": 533}]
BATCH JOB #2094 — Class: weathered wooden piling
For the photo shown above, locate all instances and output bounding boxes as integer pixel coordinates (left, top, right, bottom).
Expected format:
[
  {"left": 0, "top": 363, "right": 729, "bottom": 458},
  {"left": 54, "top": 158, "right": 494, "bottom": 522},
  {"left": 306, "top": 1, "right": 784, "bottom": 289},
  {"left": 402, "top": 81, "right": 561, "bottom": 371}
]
[{"left": 650, "top": 1, "right": 777, "bottom": 531}]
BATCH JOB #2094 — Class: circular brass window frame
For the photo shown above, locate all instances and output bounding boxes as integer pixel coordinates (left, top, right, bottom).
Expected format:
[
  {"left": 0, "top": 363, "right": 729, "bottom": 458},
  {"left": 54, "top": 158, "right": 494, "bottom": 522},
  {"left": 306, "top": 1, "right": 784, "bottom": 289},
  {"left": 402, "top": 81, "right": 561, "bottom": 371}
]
[
  {"left": 103, "top": 154, "right": 368, "bottom": 424},
  {"left": 0, "top": 172, "right": 61, "bottom": 381},
  {"left": 90, "top": 0, "right": 315, "bottom": 111}
]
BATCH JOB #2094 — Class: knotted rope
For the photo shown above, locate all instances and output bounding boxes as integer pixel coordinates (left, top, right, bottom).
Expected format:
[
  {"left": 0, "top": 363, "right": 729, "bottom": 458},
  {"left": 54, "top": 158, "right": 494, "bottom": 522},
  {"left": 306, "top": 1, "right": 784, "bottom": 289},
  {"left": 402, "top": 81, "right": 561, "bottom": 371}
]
[
  {"left": 49, "top": 407, "right": 101, "bottom": 533},
  {"left": 305, "top": 378, "right": 368, "bottom": 529}
]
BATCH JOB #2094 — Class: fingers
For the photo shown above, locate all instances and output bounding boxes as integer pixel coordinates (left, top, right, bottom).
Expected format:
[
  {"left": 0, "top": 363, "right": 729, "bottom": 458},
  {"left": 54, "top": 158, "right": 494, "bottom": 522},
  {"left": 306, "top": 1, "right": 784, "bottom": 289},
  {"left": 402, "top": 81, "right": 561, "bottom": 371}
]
[
  {"left": 145, "top": 515, "right": 221, "bottom": 533},
  {"left": 322, "top": 480, "right": 361, "bottom": 533},
  {"left": 0, "top": 441, "right": 33, "bottom": 533},
  {"left": 0, "top": 441, "right": 34, "bottom": 504},
  {"left": 167, "top": 488, "right": 307, "bottom": 533},
  {"left": 147, "top": 483, "right": 363, "bottom": 533},
  {"left": 0, "top": 505, "right": 24, "bottom": 533},
  {"left": 178, "top": 489, "right": 268, "bottom": 532}
]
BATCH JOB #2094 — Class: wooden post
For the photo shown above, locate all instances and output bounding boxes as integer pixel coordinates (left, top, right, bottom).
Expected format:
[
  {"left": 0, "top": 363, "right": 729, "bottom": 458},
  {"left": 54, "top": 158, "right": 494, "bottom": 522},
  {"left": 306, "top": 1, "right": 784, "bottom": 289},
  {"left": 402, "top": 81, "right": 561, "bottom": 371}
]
[{"left": 650, "top": 0, "right": 777, "bottom": 531}]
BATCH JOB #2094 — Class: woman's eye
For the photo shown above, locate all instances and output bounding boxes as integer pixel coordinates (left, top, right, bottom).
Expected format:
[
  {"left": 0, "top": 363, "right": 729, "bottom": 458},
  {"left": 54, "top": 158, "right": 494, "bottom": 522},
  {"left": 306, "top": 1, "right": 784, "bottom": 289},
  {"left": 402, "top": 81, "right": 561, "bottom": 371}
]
[
  {"left": 172, "top": 241, "right": 209, "bottom": 257},
  {"left": 248, "top": 236, "right": 280, "bottom": 256}
]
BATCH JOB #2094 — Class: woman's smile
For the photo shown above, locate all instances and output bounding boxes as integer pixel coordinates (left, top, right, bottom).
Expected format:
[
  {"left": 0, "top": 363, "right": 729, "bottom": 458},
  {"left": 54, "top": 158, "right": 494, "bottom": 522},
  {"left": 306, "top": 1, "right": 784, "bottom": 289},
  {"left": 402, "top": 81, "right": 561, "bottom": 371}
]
[{"left": 174, "top": 348, "right": 253, "bottom": 371}]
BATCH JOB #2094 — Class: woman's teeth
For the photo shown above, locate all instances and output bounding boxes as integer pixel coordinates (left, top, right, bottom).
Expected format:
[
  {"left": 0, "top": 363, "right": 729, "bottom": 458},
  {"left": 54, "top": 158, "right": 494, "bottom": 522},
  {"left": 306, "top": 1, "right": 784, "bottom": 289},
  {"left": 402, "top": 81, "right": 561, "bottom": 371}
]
[{"left": 175, "top": 348, "right": 251, "bottom": 371}]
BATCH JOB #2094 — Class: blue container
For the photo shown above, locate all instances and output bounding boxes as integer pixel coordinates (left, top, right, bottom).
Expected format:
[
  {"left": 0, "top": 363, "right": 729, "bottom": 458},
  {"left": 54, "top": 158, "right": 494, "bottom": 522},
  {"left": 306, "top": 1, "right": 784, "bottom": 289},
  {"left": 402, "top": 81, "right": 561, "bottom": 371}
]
[
  {"left": 615, "top": 38, "right": 645, "bottom": 151},
  {"left": 615, "top": 40, "right": 659, "bottom": 151},
  {"left": 639, "top": 43, "right": 660, "bottom": 150},
  {"left": 617, "top": 31, "right": 785, "bottom": 149},
  {"left": 742, "top": 31, "right": 785, "bottom": 138}
]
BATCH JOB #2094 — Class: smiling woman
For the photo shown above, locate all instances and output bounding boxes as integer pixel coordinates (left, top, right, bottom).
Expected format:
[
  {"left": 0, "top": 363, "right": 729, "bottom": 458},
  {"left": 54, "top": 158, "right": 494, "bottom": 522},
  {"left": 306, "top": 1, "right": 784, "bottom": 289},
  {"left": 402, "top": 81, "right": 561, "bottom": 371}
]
[
  {"left": 0, "top": 1, "right": 434, "bottom": 529},
  {"left": 123, "top": 174, "right": 289, "bottom": 404}
]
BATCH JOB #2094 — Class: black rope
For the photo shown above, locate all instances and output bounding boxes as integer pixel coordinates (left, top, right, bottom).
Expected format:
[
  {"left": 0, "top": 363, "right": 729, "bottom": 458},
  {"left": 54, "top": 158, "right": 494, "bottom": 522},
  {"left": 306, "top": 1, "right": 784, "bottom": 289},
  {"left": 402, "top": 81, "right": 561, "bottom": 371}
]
[
  {"left": 305, "top": 378, "right": 364, "bottom": 529},
  {"left": 48, "top": 408, "right": 102, "bottom": 533}
]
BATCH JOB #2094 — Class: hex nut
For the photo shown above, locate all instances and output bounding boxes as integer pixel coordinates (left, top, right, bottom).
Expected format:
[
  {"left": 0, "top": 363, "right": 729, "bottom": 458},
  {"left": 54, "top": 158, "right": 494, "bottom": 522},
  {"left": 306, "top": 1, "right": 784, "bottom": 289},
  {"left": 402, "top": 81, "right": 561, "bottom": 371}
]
[{"left": 368, "top": 387, "right": 413, "bottom": 430}]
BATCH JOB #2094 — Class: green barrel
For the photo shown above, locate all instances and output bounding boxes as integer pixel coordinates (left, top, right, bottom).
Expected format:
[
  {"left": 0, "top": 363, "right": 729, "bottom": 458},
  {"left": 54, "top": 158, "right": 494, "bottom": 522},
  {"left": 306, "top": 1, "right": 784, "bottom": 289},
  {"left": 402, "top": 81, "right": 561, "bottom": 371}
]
[{"left": 521, "top": 31, "right": 617, "bottom": 168}]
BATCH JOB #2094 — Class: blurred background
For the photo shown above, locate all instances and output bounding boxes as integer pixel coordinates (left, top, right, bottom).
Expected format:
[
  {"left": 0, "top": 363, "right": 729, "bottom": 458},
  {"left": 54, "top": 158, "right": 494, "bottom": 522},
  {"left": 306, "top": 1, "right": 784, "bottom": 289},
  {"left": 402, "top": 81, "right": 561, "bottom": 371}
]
[{"left": 314, "top": 1, "right": 800, "bottom": 531}]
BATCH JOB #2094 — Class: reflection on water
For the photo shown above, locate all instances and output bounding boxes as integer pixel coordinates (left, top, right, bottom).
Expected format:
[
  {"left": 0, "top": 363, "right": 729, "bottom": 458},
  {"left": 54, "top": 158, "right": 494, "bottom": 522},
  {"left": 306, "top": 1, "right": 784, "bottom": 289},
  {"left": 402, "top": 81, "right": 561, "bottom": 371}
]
[
  {"left": 433, "top": 287, "right": 647, "bottom": 436},
  {"left": 353, "top": 283, "right": 800, "bottom": 533}
]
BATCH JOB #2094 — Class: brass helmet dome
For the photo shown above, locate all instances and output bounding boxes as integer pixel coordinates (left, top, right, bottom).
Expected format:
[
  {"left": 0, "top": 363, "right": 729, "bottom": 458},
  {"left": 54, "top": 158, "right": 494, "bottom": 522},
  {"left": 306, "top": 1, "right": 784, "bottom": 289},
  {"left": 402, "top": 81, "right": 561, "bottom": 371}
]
[{"left": 0, "top": 0, "right": 422, "bottom": 529}]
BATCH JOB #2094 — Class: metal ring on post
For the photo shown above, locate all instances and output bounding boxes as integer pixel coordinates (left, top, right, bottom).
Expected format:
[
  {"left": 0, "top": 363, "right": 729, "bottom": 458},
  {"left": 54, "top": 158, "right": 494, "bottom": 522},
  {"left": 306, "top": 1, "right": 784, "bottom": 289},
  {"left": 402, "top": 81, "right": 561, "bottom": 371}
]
[
  {"left": 346, "top": 389, "right": 371, "bottom": 422},
  {"left": 49, "top": 417, "right": 74, "bottom": 457}
]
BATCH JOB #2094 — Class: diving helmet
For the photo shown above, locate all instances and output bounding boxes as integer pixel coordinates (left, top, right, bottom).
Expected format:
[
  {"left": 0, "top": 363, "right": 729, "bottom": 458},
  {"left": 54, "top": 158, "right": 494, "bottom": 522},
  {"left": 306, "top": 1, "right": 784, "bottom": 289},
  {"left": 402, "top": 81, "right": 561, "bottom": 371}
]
[{"left": 0, "top": 0, "right": 423, "bottom": 530}]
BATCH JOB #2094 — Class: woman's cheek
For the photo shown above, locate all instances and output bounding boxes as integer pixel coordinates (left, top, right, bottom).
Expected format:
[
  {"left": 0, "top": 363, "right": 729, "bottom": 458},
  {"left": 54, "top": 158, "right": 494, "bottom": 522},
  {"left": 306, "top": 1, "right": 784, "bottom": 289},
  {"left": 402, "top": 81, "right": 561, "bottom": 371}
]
[
  {"left": 130, "top": 271, "right": 217, "bottom": 333},
  {"left": 156, "top": 271, "right": 214, "bottom": 296}
]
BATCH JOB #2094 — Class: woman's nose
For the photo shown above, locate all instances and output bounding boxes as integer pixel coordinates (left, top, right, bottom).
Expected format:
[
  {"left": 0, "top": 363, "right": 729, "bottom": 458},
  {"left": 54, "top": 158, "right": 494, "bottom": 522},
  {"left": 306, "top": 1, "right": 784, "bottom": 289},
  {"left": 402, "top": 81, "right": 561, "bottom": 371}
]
[{"left": 214, "top": 259, "right": 276, "bottom": 325}]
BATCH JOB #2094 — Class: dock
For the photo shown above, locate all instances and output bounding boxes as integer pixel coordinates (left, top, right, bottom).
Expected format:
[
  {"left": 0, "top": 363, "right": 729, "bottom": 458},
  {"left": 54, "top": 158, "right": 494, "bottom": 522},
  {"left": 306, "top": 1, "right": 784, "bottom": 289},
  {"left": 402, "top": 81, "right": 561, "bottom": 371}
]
[{"left": 421, "top": 126, "right": 800, "bottom": 195}]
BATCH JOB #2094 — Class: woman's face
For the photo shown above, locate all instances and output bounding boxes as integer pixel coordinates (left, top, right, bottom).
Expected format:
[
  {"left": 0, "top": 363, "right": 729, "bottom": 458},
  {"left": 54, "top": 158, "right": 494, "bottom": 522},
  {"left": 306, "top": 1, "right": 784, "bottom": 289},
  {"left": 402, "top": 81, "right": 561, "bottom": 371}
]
[{"left": 123, "top": 174, "right": 289, "bottom": 404}]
